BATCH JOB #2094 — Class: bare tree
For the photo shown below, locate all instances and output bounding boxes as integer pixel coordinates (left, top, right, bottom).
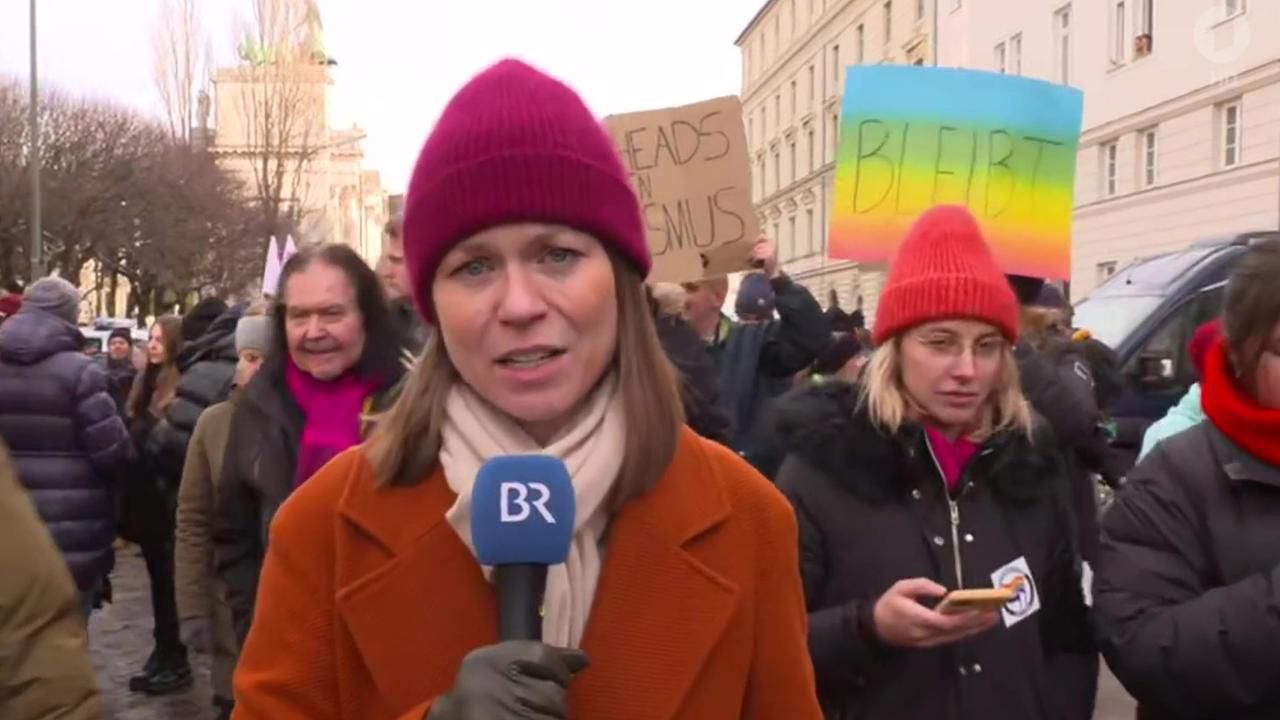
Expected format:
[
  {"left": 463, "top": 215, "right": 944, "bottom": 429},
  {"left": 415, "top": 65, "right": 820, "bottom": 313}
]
[
  {"left": 152, "top": 0, "right": 211, "bottom": 145},
  {"left": 227, "top": 0, "right": 326, "bottom": 244}
]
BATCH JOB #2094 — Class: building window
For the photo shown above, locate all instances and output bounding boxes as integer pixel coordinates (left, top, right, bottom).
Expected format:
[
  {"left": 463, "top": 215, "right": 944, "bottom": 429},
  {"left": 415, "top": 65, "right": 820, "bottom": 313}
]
[
  {"left": 856, "top": 25, "right": 865, "bottom": 63},
  {"left": 1223, "top": 0, "right": 1244, "bottom": 19},
  {"left": 748, "top": 117, "right": 755, "bottom": 148},
  {"left": 1054, "top": 5, "right": 1072, "bottom": 84},
  {"left": 1009, "top": 33, "right": 1022, "bottom": 74},
  {"left": 787, "top": 216, "right": 797, "bottom": 259},
  {"left": 916, "top": 0, "right": 925, "bottom": 20},
  {"left": 809, "top": 0, "right": 816, "bottom": 22},
  {"left": 806, "top": 209, "right": 815, "bottom": 256},
  {"left": 1097, "top": 261, "right": 1118, "bottom": 284},
  {"left": 1111, "top": 1, "right": 1126, "bottom": 65},
  {"left": 807, "top": 127, "right": 816, "bottom": 172},
  {"left": 759, "top": 35, "right": 765, "bottom": 68},
  {"left": 1223, "top": 102, "right": 1242, "bottom": 167},
  {"left": 790, "top": 0, "right": 797, "bottom": 35},
  {"left": 789, "top": 141, "right": 797, "bottom": 183},
  {"left": 774, "top": 94, "right": 781, "bottom": 127},
  {"left": 1102, "top": 141, "right": 1118, "bottom": 196},
  {"left": 773, "top": 15, "right": 780, "bottom": 52},
  {"left": 832, "top": 44, "right": 842, "bottom": 91},
  {"left": 994, "top": 42, "right": 1006, "bottom": 73},
  {"left": 757, "top": 156, "right": 766, "bottom": 198},
  {"left": 774, "top": 150, "right": 781, "bottom": 191},
  {"left": 790, "top": 80, "right": 797, "bottom": 119},
  {"left": 831, "top": 111, "right": 840, "bottom": 158},
  {"left": 773, "top": 223, "right": 781, "bottom": 247},
  {"left": 883, "top": 1, "right": 893, "bottom": 44},
  {"left": 1141, "top": 127, "right": 1158, "bottom": 187},
  {"left": 1135, "top": 0, "right": 1154, "bottom": 57},
  {"left": 761, "top": 107, "right": 768, "bottom": 139},
  {"left": 808, "top": 65, "right": 815, "bottom": 104}
]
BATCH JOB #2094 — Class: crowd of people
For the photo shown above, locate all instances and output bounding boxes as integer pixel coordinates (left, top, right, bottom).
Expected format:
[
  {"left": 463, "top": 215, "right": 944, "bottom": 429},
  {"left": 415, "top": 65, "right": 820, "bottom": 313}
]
[{"left": 0, "top": 57, "right": 1277, "bottom": 720}]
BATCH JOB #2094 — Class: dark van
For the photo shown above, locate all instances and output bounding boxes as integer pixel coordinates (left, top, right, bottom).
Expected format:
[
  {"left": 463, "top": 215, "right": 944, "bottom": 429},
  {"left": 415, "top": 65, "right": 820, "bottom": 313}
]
[{"left": 1072, "top": 230, "right": 1280, "bottom": 461}]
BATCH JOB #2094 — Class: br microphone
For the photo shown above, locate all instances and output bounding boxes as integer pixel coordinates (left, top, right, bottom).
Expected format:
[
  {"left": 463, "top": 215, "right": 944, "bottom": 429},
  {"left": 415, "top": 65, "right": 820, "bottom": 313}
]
[{"left": 471, "top": 455, "right": 575, "bottom": 642}]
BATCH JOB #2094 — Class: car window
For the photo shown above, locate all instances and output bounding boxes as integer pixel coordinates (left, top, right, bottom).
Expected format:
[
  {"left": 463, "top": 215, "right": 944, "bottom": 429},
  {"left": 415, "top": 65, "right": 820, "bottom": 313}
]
[{"left": 1126, "top": 286, "right": 1223, "bottom": 393}]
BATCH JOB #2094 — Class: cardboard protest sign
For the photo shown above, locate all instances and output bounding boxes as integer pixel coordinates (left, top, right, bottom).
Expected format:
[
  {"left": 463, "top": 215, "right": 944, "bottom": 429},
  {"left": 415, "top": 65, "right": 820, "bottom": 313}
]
[
  {"left": 605, "top": 96, "right": 759, "bottom": 283},
  {"left": 829, "top": 66, "right": 1083, "bottom": 280}
]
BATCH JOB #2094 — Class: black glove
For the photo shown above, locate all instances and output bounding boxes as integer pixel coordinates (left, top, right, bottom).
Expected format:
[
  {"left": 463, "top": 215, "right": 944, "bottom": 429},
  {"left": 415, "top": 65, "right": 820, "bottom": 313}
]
[{"left": 428, "top": 641, "right": 590, "bottom": 720}]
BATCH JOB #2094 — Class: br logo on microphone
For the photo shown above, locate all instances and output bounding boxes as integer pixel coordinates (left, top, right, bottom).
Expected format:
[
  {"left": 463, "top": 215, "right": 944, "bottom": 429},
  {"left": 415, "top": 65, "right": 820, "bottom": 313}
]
[{"left": 471, "top": 455, "right": 575, "bottom": 567}]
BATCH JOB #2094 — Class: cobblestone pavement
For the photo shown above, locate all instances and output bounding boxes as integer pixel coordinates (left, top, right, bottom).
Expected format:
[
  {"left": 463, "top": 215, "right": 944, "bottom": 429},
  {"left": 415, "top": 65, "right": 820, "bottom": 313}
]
[
  {"left": 88, "top": 545, "right": 1137, "bottom": 719},
  {"left": 88, "top": 545, "right": 214, "bottom": 720}
]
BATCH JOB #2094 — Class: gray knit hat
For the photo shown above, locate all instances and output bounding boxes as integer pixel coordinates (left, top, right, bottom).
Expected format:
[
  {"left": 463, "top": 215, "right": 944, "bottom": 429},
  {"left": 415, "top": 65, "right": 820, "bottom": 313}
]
[
  {"left": 24, "top": 276, "right": 81, "bottom": 324},
  {"left": 235, "top": 315, "right": 272, "bottom": 354}
]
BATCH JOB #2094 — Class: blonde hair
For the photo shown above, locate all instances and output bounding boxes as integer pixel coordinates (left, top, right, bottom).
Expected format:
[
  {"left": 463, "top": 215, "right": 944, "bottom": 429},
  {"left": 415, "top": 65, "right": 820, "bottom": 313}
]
[
  {"left": 365, "top": 253, "right": 685, "bottom": 508},
  {"left": 859, "top": 337, "right": 1032, "bottom": 440}
]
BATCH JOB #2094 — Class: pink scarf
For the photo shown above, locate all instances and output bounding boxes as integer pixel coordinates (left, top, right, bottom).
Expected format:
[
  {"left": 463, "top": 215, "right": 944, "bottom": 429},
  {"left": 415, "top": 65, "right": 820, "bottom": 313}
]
[
  {"left": 285, "top": 359, "right": 379, "bottom": 487},
  {"left": 924, "top": 426, "right": 980, "bottom": 493}
]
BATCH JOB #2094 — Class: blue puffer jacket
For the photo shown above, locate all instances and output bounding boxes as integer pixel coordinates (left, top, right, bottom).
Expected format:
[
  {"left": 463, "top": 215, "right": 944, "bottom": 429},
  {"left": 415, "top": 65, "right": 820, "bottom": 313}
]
[
  {"left": 1137, "top": 383, "right": 1205, "bottom": 462},
  {"left": 0, "top": 308, "right": 131, "bottom": 590}
]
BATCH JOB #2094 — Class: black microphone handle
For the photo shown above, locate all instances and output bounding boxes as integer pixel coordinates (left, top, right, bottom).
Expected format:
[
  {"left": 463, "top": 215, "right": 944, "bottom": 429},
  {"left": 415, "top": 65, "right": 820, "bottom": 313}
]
[{"left": 493, "top": 563, "right": 548, "bottom": 642}]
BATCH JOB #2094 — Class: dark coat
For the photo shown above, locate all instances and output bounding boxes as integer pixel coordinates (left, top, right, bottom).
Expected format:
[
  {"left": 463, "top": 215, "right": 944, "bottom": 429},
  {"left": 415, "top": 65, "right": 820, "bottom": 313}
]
[
  {"left": 1016, "top": 343, "right": 1107, "bottom": 563},
  {"left": 710, "top": 274, "right": 828, "bottom": 462},
  {"left": 1094, "top": 422, "right": 1280, "bottom": 719},
  {"left": 654, "top": 313, "right": 731, "bottom": 445},
  {"left": 772, "top": 382, "right": 1094, "bottom": 720},
  {"left": 99, "top": 356, "right": 136, "bottom": 414},
  {"left": 213, "top": 360, "right": 403, "bottom": 644},
  {"left": 145, "top": 305, "right": 243, "bottom": 488},
  {"left": 390, "top": 299, "right": 429, "bottom": 357},
  {"left": 0, "top": 309, "right": 131, "bottom": 590}
]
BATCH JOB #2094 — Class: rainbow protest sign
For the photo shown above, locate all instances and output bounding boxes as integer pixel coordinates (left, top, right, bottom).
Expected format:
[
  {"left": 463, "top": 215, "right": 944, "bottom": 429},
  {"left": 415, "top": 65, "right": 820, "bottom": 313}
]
[{"left": 829, "top": 66, "right": 1083, "bottom": 280}]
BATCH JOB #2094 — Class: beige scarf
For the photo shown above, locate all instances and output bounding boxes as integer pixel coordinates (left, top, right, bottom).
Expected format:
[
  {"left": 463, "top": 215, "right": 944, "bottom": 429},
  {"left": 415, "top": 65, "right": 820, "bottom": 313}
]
[{"left": 440, "top": 374, "right": 625, "bottom": 648}]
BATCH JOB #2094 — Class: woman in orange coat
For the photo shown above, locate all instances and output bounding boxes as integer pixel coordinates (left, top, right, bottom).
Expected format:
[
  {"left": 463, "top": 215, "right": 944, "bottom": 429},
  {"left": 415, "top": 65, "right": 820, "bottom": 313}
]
[{"left": 229, "top": 59, "right": 822, "bottom": 720}]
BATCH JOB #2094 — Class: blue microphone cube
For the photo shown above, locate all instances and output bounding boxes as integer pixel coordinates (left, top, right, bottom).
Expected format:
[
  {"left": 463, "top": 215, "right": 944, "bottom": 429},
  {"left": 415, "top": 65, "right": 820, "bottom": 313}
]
[{"left": 471, "top": 455, "right": 575, "bottom": 566}]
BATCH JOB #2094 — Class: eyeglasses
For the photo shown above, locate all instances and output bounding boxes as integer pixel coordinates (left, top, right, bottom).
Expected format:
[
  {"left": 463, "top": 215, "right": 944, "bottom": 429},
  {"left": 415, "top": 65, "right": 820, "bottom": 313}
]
[{"left": 906, "top": 333, "right": 1008, "bottom": 363}]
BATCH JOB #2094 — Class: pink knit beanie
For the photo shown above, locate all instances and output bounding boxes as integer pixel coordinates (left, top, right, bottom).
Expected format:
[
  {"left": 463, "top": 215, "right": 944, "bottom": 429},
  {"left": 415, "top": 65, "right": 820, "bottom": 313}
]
[{"left": 402, "top": 59, "right": 650, "bottom": 321}]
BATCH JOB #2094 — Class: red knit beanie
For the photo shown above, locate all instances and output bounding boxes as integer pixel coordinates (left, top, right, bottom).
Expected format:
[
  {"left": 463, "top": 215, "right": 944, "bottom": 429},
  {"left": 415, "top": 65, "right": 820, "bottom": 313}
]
[
  {"left": 402, "top": 59, "right": 650, "bottom": 321},
  {"left": 873, "top": 205, "right": 1020, "bottom": 345},
  {"left": 1188, "top": 318, "right": 1222, "bottom": 378}
]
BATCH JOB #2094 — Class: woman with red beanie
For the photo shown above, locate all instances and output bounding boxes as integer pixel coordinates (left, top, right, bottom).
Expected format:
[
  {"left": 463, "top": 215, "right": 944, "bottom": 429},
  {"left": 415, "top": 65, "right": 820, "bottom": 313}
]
[
  {"left": 774, "top": 205, "right": 1094, "bottom": 720},
  {"left": 227, "top": 59, "right": 821, "bottom": 720},
  {"left": 1095, "top": 240, "right": 1280, "bottom": 720}
]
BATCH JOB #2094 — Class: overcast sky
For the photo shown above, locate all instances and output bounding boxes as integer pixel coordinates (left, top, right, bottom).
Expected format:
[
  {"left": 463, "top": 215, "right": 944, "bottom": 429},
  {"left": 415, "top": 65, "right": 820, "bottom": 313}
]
[{"left": 0, "top": 0, "right": 761, "bottom": 193}]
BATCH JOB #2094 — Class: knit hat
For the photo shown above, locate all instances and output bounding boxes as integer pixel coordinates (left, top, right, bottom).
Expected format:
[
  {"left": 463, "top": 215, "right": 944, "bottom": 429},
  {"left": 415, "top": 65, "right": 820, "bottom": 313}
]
[
  {"left": 108, "top": 327, "right": 132, "bottom": 344},
  {"left": 23, "top": 276, "right": 81, "bottom": 324},
  {"left": 873, "top": 206, "right": 1020, "bottom": 344},
  {"left": 1188, "top": 318, "right": 1222, "bottom": 379},
  {"left": 182, "top": 297, "right": 228, "bottom": 342},
  {"left": 235, "top": 315, "right": 272, "bottom": 354},
  {"left": 0, "top": 293, "right": 21, "bottom": 320},
  {"left": 403, "top": 59, "right": 650, "bottom": 321},
  {"left": 735, "top": 272, "right": 776, "bottom": 318},
  {"left": 813, "top": 332, "right": 865, "bottom": 376}
]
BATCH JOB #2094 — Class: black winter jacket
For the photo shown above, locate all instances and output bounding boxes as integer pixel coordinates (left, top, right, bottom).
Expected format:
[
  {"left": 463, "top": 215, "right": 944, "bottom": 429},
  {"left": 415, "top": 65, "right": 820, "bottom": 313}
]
[
  {"left": 772, "top": 382, "right": 1094, "bottom": 720},
  {"left": 214, "top": 360, "right": 402, "bottom": 644},
  {"left": 145, "top": 305, "right": 242, "bottom": 488},
  {"left": 1094, "top": 422, "right": 1280, "bottom": 719},
  {"left": 710, "top": 274, "right": 828, "bottom": 461},
  {"left": 0, "top": 309, "right": 131, "bottom": 590},
  {"left": 654, "top": 313, "right": 731, "bottom": 445}
]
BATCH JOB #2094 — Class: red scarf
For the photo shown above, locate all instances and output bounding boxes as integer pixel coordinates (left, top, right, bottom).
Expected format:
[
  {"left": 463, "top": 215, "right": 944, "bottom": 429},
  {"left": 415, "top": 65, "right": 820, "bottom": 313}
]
[{"left": 1200, "top": 336, "right": 1280, "bottom": 466}]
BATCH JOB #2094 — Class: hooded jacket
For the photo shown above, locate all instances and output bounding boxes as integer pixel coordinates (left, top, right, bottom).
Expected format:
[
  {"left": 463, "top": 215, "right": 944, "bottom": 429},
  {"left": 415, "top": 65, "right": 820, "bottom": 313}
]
[
  {"left": 0, "top": 308, "right": 131, "bottom": 590},
  {"left": 770, "top": 382, "right": 1094, "bottom": 720}
]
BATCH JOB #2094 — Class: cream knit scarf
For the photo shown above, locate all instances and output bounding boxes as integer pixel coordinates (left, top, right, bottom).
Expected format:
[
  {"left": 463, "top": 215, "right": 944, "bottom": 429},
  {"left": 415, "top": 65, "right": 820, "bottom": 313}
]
[{"left": 440, "top": 374, "right": 624, "bottom": 648}]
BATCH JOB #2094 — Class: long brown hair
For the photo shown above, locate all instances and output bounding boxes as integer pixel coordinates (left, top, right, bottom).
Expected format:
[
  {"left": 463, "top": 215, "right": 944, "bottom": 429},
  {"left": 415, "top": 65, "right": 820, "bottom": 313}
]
[
  {"left": 366, "top": 252, "right": 685, "bottom": 509},
  {"left": 127, "top": 315, "right": 183, "bottom": 419},
  {"left": 1224, "top": 239, "right": 1280, "bottom": 384}
]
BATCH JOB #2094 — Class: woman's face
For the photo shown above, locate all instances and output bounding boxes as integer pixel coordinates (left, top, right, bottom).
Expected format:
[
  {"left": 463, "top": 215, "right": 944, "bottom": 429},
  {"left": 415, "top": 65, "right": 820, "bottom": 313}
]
[
  {"left": 1251, "top": 319, "right": 1280, "bottom": 409},
  {"left": 147, "top": 324, "right": 168, "bottom": 365},
  {"left": 433, "top": 223, "right": 618, "bottom": 442},
  {"left": 899, "top": 319, "right": 1007, "bottom": 433}
]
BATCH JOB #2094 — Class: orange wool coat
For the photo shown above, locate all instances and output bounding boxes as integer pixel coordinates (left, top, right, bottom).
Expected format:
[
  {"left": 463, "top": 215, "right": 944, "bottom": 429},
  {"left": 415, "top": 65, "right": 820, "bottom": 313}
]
[{"left": 230, "top": 427, "right": 823, "bottom": 720}]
